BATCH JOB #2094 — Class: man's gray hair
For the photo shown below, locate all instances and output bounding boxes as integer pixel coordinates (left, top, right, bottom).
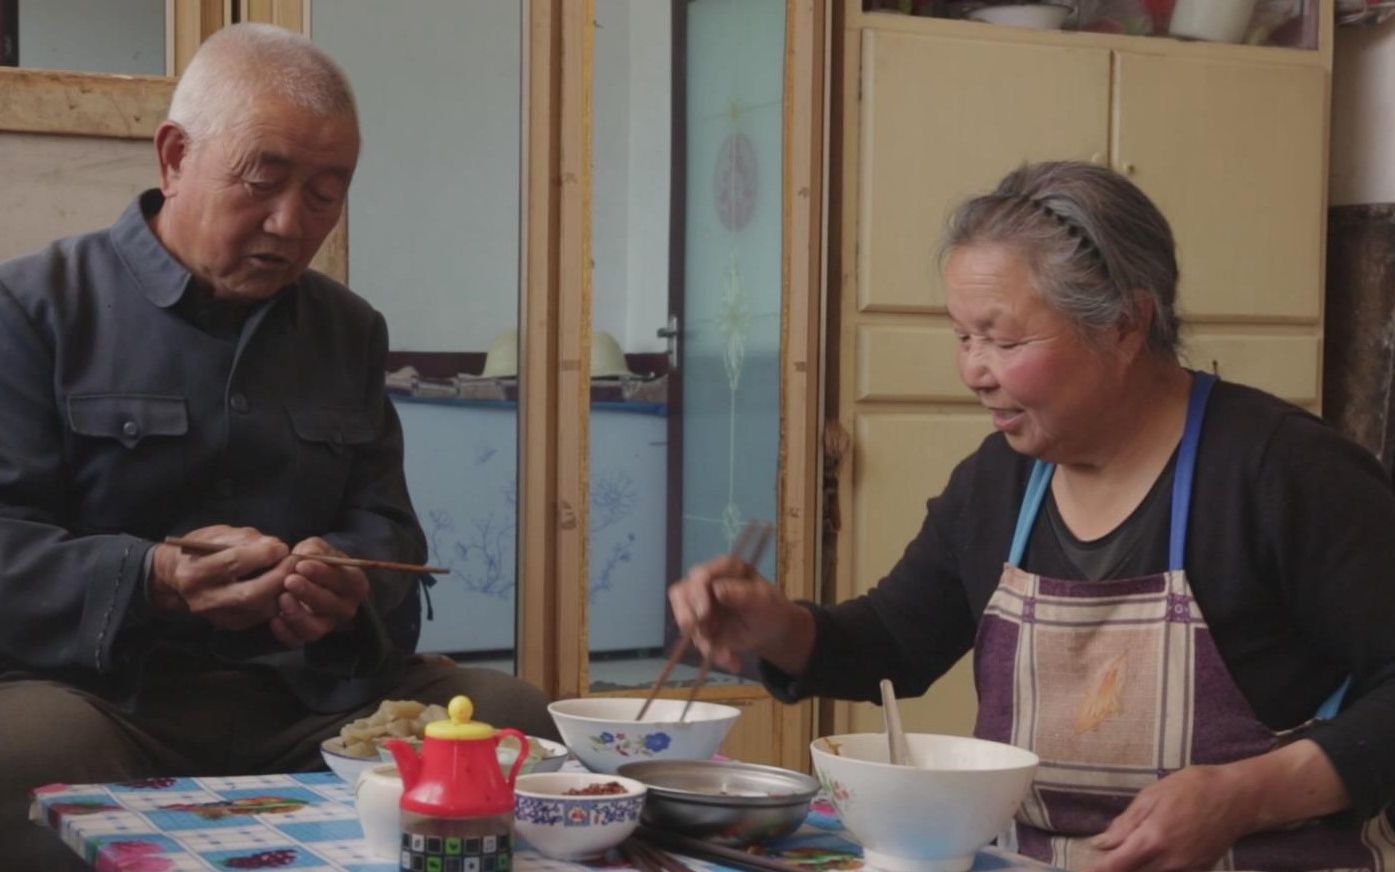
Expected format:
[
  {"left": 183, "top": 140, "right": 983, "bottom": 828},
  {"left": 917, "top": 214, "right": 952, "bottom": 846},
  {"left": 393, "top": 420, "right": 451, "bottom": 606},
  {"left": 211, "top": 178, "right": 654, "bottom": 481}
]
[
  {"left": 939, "top": 161, "right": 1180, "bottom": 358},
  {"left": 168, "top": 22, "right": 357, "bottom": 144}
]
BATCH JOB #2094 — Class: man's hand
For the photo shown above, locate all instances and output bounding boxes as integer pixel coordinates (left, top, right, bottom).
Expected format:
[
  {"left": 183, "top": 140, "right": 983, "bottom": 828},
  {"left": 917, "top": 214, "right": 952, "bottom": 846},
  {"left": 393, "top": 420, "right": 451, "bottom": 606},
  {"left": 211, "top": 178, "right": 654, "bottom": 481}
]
[
  {"left": 148, "top": 525, "right": 292, "bottom": 629},
  {"left": 271, "top": 537, "right": 370, "bottom": 648}
]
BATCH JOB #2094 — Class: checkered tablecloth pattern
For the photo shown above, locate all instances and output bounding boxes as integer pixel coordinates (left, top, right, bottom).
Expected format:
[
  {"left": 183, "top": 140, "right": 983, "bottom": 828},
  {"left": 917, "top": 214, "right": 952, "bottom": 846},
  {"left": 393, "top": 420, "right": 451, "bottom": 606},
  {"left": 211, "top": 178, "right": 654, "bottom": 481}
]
[{"left": 31, "top": 765, "right": 1050, "bottom": 871}]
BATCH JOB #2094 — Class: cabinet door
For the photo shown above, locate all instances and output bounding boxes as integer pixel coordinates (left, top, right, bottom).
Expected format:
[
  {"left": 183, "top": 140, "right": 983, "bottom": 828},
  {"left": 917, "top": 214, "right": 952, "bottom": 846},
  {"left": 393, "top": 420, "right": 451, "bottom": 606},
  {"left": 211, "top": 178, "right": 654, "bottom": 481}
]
[
  {"left": 1114, "top": 54, "right": 1328, "bottom": 322},
  {"left": 860, "top": 30, "right": 1110, "bottom": 314}
]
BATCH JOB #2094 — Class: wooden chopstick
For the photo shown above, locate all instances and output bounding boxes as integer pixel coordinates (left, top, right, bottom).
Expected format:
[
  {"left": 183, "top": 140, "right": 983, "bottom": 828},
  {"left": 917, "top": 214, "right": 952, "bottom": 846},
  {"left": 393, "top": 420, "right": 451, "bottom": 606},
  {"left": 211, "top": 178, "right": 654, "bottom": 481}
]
[
  {"left": 621, "top": 838, "right": 666, "bottom": 872},
  {"left": 636, "top": 630, "right": 690, "bottom": 720},
  {"left": 641, "top": 520, "right": 775, "bottom": 722},
  {"left": 626, "top": 837, "right": 697, "bottom": 872},
  {"left": 636, "top": 826, "right": 807, "bottom": 872},
  {"left": 163, "top": 536, "right": 450, "bottom": 574},
  {"left": 679, "top": 651, "right": 712, "bottom": 721}
]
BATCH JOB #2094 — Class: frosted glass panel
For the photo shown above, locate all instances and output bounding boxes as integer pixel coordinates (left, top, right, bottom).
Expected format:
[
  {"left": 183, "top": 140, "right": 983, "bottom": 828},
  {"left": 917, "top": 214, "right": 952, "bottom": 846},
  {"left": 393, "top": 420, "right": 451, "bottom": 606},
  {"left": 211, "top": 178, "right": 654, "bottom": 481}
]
[
  {"left": 313, "top": 1, "right": 523, "bottom": 672},
  {"left": 587, "top": 0, "right": 784, "bottom": 691},
  {"left": 14, "top": 0, "right": 164, "bottom": 75},
  {"left": 681, "top": 0, "right": 783, "bottom": 591}
]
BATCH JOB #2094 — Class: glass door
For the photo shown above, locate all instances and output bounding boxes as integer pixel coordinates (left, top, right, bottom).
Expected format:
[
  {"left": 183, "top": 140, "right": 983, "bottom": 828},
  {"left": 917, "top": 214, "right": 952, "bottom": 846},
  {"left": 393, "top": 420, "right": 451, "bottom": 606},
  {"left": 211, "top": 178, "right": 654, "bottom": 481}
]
[
  {"left": 585, "top": 0, "right": 785, "bottom": 693},
  {"left": 312, "top": 0, "right": 525, "bottom": 674},
  {"left": 576, "top": 0, "right": 826, "bottom": 768}
]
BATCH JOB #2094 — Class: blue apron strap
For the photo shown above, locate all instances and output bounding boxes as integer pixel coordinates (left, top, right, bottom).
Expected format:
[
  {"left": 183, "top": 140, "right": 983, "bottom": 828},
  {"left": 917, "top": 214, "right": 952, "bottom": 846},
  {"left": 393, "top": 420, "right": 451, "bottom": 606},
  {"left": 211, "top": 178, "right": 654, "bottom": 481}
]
[
  {"left": 1168, "top": 371, "right": 1217, "bottom": 571},
  {"left": 1009, "top": 460, "right": 1055, "bottom": 567},
  {"left": 1316, "top": 675, "right": 1353, "bottom": 721}
]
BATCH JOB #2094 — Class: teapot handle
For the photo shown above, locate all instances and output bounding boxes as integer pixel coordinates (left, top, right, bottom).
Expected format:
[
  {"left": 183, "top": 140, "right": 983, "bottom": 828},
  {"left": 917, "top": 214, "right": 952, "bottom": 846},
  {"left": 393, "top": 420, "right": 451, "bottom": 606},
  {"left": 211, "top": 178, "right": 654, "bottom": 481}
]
[{"left": 498, "top": 729, "right": 530, "bottom": 787}]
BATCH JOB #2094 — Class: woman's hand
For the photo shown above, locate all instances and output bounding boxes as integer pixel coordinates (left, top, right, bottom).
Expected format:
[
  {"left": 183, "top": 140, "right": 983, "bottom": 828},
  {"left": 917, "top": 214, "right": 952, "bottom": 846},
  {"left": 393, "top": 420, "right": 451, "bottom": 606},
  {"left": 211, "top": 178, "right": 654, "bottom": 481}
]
[
  {"left": 271, "top": 537, "right": 370, "bottom": 648},
  {"left": 1086, "top": 739, "right": 1349, "bottom": 872},
  {"left": 1085, "top": 765, "right": 1255, "bottom": 872},
  {"left": 667, "top": 554, "right": 815, "bottom": 675}
]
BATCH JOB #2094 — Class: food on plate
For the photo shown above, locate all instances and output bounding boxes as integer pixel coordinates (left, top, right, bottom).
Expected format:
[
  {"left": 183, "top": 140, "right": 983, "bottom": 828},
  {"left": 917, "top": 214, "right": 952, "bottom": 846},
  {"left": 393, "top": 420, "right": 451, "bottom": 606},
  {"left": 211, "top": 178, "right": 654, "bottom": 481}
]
[
  {"left": 562, "top": 781, "right": 628, "bottom": 796},
  {"left": 336, "top": 699, "right": 449, "bottom": 758}
]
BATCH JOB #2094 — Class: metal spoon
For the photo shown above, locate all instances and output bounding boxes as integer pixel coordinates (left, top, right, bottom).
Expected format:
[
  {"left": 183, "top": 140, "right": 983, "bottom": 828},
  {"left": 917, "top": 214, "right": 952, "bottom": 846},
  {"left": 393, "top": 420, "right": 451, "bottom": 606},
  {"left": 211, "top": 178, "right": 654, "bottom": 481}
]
[{"left": 879, "top": 678, "right": 913, "bottom": 767}]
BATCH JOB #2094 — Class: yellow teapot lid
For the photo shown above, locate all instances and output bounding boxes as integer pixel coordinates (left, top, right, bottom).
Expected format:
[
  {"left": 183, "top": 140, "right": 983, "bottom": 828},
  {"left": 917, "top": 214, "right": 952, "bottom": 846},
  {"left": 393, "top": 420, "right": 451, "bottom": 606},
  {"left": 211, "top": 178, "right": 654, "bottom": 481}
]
[{"left": 425, "top": 696, "right": 497, "bottom": 740}]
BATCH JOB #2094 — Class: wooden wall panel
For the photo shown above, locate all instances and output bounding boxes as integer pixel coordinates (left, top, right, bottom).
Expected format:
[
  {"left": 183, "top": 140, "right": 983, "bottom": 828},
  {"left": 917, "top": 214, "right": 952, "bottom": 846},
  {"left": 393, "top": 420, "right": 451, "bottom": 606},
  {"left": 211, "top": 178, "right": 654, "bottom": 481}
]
[
  {"left": 1182, "top": 331, "right": 1322, "bottom": 405},
  {"left": 851, "top": 412, "right": 990, "bottom": 595},
  {"left": 0, "top": 133, "right": 153, "bottom": 261},
  {"left": 0, "top": 68, "right": 171, "bottom": 138},
  {"left": 856, "top": 324, "right": 970, "bottom": 403}
]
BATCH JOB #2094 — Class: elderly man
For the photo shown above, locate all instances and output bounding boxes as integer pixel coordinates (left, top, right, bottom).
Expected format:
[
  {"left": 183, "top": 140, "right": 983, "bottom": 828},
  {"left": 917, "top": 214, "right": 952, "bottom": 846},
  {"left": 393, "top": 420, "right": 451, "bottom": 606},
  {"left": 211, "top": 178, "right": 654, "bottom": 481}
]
[{"left": 0, "top": 23, "right": 553, "bottom": 865}]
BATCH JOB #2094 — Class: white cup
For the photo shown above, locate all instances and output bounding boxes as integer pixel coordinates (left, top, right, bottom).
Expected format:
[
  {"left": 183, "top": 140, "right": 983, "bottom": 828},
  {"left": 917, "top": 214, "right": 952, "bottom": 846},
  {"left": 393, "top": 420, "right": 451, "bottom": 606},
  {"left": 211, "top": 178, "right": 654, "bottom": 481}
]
[
  {"left": 354, "top": 764, "right": 404, "bottom": 860},
  {"left": 1168, "top": 0, "right": 1257, "bottom": 43}
]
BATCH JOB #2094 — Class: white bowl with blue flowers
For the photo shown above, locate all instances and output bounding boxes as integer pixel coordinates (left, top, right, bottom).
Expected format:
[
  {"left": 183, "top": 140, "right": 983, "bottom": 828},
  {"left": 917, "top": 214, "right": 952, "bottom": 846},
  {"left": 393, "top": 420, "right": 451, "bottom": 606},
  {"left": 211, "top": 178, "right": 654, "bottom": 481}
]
[
  {"left": 514, "top": 772, "right": 648, "bottom": 860},
  {"left": 547, "top": 697, "right": 741, "bottom": 774}
]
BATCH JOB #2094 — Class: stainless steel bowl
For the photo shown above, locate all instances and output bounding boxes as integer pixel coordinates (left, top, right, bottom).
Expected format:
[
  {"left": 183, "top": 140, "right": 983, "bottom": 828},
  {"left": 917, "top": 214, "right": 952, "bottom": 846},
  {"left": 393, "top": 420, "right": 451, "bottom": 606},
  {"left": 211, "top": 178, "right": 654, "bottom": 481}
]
[{"left": 617, "top": 759, "right": 820, "bottom": 846}]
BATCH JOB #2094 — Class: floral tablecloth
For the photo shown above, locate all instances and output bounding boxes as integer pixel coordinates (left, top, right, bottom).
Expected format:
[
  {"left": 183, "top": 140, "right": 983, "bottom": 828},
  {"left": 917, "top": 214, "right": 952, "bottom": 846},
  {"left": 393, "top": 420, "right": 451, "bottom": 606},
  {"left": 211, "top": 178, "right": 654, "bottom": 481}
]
[{"left": 31, "top": 769, "right": 1052, "bottom": 872}]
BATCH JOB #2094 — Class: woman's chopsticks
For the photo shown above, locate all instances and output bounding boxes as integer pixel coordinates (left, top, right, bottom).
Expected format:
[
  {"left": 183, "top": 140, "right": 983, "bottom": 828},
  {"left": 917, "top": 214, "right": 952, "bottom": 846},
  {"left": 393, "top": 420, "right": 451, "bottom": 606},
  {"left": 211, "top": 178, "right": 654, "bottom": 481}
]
[
  {"left": 163, "top": 536, "right": 449, "bottom": 575},
  {"left": 637, "top": 519, "right": 775, "bottom": 721},
  {"left": 621, "top": 837, "right": 696, "bottom": 872}
]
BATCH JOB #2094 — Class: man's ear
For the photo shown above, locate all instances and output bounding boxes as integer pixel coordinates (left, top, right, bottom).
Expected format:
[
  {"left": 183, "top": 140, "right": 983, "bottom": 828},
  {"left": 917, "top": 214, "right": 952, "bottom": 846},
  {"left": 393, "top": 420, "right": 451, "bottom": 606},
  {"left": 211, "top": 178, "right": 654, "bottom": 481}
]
[{"left": 153, "top": 121, "right": 191, "bottom": 196}]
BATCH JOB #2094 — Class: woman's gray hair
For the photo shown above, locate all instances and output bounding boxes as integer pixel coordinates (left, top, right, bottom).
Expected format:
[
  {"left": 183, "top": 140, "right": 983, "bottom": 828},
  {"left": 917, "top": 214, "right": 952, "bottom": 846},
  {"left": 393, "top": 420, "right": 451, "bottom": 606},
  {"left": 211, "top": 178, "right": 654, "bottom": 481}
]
[
  {"left": 168, "top": 23, "right": 357, "bottom": 145},
  {"left": 940, "top": 161, "right": 1180, "bottom": 358}
]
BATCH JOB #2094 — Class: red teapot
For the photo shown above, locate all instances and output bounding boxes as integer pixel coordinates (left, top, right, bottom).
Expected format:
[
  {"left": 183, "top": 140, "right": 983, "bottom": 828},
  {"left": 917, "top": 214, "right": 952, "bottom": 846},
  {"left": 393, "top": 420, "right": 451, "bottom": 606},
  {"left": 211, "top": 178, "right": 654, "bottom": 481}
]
[{"left": 384, "top": 696, "right": 528, "bottom": 869}]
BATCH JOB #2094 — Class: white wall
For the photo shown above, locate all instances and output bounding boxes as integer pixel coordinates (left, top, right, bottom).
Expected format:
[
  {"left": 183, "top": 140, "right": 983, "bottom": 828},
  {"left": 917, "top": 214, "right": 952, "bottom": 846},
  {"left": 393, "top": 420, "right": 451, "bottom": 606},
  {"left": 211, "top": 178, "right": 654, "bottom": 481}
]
[
  {"left": 313, "top": 0, "right": 671, "bottom": 357},
  {"left": 1330, "top": 22, "right": 1395, "bottom": 206},
  {"left": 18, "top": 0, "right": 164, "bottom": 75},
  {"left": 312, "top": 0, "right": 523, "bottom": 353},
  {"left": 594, "top": 0, "right": 634, "bottom": 350},
  {"left": 595, "top": 0, "right": 673, "bottom": 355}
]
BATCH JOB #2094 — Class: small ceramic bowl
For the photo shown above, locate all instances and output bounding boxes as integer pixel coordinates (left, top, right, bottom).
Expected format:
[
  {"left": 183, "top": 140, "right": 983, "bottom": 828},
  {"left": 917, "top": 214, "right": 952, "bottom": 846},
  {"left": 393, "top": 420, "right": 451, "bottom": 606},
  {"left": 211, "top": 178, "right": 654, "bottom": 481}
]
[
  {"left": 514, "top": 772, "right": 648, "bottom": 860},
  {"left": 321, "top": 736, "right": 383, "bottom": 785},
  {"left": 548, "top": 697, "right": 740, "bottom": 774},
  {"left": 967, "top": 3, "right": 1072, "bottom": 30}
]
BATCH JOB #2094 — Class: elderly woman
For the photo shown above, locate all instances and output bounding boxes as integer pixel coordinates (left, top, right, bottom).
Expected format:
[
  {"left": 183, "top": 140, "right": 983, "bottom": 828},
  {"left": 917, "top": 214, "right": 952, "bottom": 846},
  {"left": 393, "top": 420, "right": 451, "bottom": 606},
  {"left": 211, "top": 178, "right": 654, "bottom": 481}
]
[{"left": 669, "top": 162, "right": 1395, "bottom": 871}]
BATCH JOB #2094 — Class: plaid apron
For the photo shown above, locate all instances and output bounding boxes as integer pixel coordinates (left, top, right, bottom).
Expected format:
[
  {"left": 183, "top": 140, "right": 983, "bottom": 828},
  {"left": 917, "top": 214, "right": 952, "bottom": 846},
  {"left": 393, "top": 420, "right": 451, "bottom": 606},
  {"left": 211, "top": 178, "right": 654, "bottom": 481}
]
[{"left": 973, "top": 372, "right": 1395, "bottom": 871}]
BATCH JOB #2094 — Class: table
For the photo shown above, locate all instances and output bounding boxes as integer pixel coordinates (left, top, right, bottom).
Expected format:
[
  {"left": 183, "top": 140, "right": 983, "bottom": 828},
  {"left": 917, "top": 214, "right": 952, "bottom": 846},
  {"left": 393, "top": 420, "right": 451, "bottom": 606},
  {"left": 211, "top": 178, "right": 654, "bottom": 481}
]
[{"left": 31, "top": 770, "right": 1053, "bottom": 871}]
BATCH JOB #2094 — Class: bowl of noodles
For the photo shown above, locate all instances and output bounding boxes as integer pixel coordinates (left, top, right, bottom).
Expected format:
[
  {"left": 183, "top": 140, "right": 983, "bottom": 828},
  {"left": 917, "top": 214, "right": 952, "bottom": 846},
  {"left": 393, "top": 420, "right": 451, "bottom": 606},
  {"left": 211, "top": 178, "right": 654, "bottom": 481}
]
[
  {"left": 321, "top": 699, "right": 449, "bottom": 784},
  {"left": 321, "top": 699, "right": 571, "bottom": 783}
]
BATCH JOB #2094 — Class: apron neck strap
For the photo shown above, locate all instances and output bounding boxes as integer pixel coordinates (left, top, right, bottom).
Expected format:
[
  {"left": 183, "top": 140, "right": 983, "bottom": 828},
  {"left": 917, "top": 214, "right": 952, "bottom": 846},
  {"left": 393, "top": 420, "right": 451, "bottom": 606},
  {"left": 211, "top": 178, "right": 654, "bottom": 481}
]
[
  {"left": 1008, "top": 371, "right": 1217, "bottom": 571},
  {"left": 1168, "top": 370, "right": 1216, "bottom": 569}
]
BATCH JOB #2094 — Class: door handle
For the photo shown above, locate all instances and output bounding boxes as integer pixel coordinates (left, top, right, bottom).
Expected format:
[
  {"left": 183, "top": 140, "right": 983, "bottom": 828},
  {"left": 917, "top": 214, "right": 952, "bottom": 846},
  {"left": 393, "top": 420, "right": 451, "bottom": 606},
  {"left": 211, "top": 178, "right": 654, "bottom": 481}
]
[{"left": 657, "top": 315, "right": 680, "bottom": 372}]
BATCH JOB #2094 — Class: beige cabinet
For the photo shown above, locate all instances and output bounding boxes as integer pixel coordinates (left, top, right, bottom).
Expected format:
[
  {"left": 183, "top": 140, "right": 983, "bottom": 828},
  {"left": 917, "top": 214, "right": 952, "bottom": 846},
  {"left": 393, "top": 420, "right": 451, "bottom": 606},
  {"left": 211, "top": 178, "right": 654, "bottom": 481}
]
[
  {"left": 861, "top": 31, "right": 1111, "bottom": 314},
  {"left": 1114, "top": 53, "right": 1328, "bottom": 323},
  {"left": 833, "top": 6, "right": 1332, "bottom": 738}
]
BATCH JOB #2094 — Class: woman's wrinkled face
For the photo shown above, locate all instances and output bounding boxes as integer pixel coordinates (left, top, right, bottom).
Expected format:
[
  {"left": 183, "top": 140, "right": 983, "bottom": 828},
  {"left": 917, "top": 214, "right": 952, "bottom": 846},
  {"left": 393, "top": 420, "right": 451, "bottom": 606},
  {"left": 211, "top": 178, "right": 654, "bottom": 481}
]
[{"left": 945, "top": 243, "right": 1129, "bottom": 463}]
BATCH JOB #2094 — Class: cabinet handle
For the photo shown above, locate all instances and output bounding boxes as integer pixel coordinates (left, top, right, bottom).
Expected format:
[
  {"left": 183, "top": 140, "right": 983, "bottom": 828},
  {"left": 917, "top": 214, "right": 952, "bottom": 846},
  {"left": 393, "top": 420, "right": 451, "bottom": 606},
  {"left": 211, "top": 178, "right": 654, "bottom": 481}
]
[
  {"left": 1123, "top": 162, "right": 1137, "bottom": 175},
  {"left": 1090, "top": 152, "right": 1104, "bottom": 164}
]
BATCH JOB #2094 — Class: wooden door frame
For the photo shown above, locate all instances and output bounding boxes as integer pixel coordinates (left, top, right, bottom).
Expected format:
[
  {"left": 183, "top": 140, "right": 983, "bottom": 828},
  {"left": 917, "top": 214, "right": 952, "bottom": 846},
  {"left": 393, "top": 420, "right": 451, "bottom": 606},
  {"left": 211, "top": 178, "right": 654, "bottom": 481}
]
[{"left": 530, "top": 0, "right": 827, "bottom": 771}]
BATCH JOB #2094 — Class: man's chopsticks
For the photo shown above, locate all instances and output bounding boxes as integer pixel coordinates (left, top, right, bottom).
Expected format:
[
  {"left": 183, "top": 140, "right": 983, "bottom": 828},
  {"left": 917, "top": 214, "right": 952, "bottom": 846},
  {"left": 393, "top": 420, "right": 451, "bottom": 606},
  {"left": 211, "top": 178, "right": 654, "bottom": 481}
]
[
  {"left": 163, "top": 536, "right": 450, "bottom": 574},
  {"left": 637, "top": 519, "right": 775, "bottom": 721},
  {"left": 635, "top": 826, "right": 807, "bottom": 872}
]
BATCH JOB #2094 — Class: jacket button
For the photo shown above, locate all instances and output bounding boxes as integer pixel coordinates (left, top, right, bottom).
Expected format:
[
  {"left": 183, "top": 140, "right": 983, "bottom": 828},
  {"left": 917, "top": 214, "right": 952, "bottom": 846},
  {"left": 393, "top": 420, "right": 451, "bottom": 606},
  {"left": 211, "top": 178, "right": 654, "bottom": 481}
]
[
  {"left": 229, "top": 393, "right": 249, "bottom": 414},
  {"left": 122, "top": 420, "right": 140, "bottom": 438}
]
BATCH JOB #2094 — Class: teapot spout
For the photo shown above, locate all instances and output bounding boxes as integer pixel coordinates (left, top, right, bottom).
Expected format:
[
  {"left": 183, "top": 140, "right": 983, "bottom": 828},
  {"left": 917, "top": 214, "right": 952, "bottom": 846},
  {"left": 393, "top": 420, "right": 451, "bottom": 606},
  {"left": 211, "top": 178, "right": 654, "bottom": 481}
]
[{"left": 383, "top": 738, "right": 422, "bottom": 790}]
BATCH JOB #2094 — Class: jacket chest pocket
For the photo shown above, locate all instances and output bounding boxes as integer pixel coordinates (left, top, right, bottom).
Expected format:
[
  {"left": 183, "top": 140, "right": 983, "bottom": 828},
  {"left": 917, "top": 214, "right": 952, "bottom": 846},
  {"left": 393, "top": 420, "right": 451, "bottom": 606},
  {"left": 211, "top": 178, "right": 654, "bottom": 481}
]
[
  {"left": 286, "top": 406, "right": 375, "bottom": 513},
  {"left": 66, "top": 394, "right": 189, "bottom": 530}
]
